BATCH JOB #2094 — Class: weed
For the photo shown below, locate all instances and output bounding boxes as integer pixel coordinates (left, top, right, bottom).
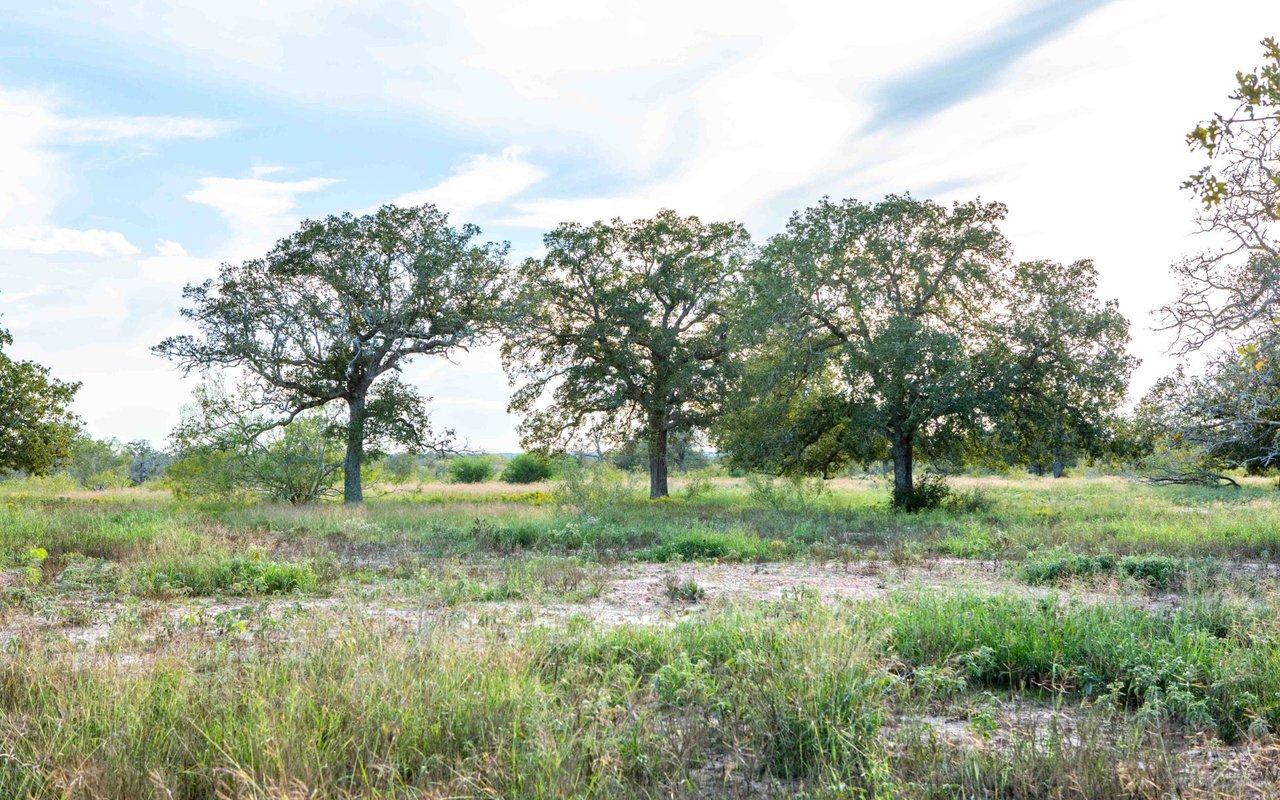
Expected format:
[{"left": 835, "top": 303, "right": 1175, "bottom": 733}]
[{"left": 662, "top": 574, "right": 705, "bottom": 603}]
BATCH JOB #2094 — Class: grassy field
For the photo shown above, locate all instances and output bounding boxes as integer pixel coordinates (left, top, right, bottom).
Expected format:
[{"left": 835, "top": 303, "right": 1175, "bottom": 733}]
[{"left": 3, "top": 474, "right": 1280, "bottom": 798}]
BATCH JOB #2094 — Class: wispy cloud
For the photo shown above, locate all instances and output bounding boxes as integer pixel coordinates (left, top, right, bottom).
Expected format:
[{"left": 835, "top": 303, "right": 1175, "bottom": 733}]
[
  {"left": 0, "top": 225, "right": 139, "bottom": 256},
  {"left": 52, "top": 115, "right": 237, "bottom": 143},
  {"left": 186, "top": 172, "right": 338, "bottom": 256},
  {"left": 864, "top": 0, "right": 1118, "bottom": 130},
  {"left": 386, "top": 145, "right": 545, "bottom": 220}
]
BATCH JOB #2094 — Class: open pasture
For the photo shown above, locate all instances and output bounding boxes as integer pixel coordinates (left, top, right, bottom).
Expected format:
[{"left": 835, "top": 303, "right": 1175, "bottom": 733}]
[{"left": 3, "top": 476, "right": 1280, "bottom": 798}]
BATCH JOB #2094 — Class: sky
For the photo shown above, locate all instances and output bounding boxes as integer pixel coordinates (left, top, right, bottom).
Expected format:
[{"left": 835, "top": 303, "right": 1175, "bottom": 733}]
[{"left": 0, "top": 0, "right": 1275, "bottom": 452}]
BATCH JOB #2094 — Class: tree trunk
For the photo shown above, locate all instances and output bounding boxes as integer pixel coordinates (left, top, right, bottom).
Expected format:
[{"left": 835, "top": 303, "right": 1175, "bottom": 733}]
[
  {"left": 890, "top": 435, "right": 913, "bottom": 508},
  {"left": 648, "top": 423, "right": 669, "bottom": 499},
  {"left": 343, "top": 394, "right": 367, "bottom": 505}
]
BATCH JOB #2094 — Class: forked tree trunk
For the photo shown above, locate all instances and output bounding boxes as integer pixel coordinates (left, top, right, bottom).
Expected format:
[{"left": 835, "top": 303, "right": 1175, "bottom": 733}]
[
  {"left": 890, "top": 434, "right": 914, "bottom": 508},
  {"left": 343, "top": 394, "right": 367, "bottom": 505},
  {"left": 648, "top": 423, "right": 669, "bottom": 499}
]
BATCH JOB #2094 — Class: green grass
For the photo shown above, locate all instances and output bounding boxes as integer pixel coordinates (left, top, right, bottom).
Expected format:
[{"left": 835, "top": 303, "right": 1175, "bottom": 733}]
[
  {"left": 887, "top": 593, "right": 1280, "bottom": 741},
  {"left": 7, "top": 476, "right": 1280, "bottom": 567},
  {"left": 131, "top": 554, "right": 319, "bottom": 596},
  {"left": 4, "top": 475, "right": 1280, "bottom": 796},
  {"left": 0, "top": 595, "right": 1245, "bottom": 798}
]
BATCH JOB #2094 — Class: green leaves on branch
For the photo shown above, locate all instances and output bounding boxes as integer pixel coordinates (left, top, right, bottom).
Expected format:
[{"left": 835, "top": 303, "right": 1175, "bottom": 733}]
[
  {"left": 0, "top": 322, "right": 80, "bottom": 476},
  {"left": 154, "top": 204, "right": 507, "bottom": 503},
  {"left": 716, "top": 196, "right": 1134, "bottom": 505},
  {"left": 502, "top": 209, "right": 753, "bottom": 498}
]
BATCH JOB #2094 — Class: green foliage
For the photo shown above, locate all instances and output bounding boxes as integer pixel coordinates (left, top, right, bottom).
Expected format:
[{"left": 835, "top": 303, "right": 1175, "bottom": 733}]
[
  {"left": 132, "top": 554, "right": 318, "bottom": 596},
  {"left": 0, "top": 322, "right": 80, "bottom": 476},
  {"left": 1020, "top": 551, "right": 1195, "bottom": 591},
  {"left": 645, "top": 529, "right": 776, "bottom": 562},
  {"left": 168, "top": 395, "right": 345, "bottom": 504},
  {"left": 378, "top": 452, "right": 421, "bottom": 484},
  {"left": 1019, "top": 552, "right": 1118, "bottom": 584},
  {"left": 745, "top": 474, "right": 829, "bottom": 511},
  {"left": 720, "top": 195, "right": 1132, "bottom": 512},
  {"left": 124, "top": 439, "right": 170, "bottom": 485},
  {"left": 553, "top": 462, "right": 638, "bottom": 520},
  {"left": 154, "top": 203, "right": 508, "bottom": 503},
  {"left": 893, "top": 474, "right": 951, "bottom": 512},
  {"left": 662, "top": 574, "right": 705, "bottom": 603},
  {"left": 62, "top": 435, "right": 131, "bottom": 490},
  {"left": 978, "top": 259, "right": 1136, "bottom": 473},
  {"left": 1182, "top": 37, "right": 1280, "bottom": 208},
  {"left": 889, "top": 594, "right": 1280, "bottom": 741},
  {"left": 500, "top": 452, "right": 553, "bottom": 483},
  {"left": 447, "top": 456, "right": 493, "bottom": 484},
  {"left": 503, "top": 210, "right": 754, "bottom": 498},
  {"left": 163, "top": 447, "right": 246, "bottom": 502}
]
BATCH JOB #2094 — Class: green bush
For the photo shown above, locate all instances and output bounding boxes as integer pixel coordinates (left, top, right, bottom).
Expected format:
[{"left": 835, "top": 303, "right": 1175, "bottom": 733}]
[
  {"left": 1119, "top": 554, "right": 1187, "bottom": 590},
  {"left": 892, "top": 474, "right": 951, "bottom": 512},
  {"left": 448, "top": 456, "right": 494, "bottom": 484},
  {"left": 889, "top": 593, "right": 1280, "bottom": 741},
  {"left": 500, "top": 453, "right": 553, "bottom": 484}
]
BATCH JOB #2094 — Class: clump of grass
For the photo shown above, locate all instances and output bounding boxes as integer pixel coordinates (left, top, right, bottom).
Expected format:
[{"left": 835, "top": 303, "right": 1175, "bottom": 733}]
[
  {"left": 1019, "top": 551, "right": 1197, "bottom": 590},
  {"left": 645, "top": 529, "right": 781, "bottom": 562},
  {"left": 1018, "top": 552, "right": 1117, "bottom": 584},
  {"left": 888, "top": 593, "right": 1280, "bottom": 741},
  {"left": 1118, "top": 554, "right": 1189, "bottom": 590},
  {"left": 0, "top": 601, "right": 897, "bottom": 798},
  {"left": 662, "top": 574, "right": 705, "bottom": 603},
  {"left": 131, "top": 554, "right": 318, "bottom": 596}
]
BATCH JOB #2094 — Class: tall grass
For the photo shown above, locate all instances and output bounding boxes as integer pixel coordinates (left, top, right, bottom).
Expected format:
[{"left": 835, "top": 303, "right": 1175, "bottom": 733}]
[{"left": 0, "top": 596, "right": 1220, "bottom": 799}]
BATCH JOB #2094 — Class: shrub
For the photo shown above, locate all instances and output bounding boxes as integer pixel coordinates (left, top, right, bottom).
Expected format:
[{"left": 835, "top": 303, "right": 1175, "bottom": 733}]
[
  {"left": 167, "top": 410, "right": 344, "bottom": 504},
  {"left": 1119, "top": 554, "right": 1187, "bottom": 590},
  {"left": 554, "top": 463, "right": 637, "bottom": 520},
  {"left": 943, "top": 486, "right": 993, "bottom": 513},
  {"left": 448, "top": 456, "right": 494, "bottom": 484},
  {"left": 500, "top": 453, "right": 553, "bottom": 484},
  {"left": 892, "top": 474, "right": 951, "bottom": 512},
  {"left": 746, "top": 474, "right": 828, "bottom": 511}
]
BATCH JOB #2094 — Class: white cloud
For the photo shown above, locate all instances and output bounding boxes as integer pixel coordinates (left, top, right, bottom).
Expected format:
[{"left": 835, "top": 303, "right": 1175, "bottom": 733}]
[
  {"left": 387, "top": 145, "right": 545, "bottom": 220},
  {"left": 185, "top": 173, "right": 338, "bottom": 257},
  {"left": 0, "top": 225, "right": 140, "bottom": 256},
  {"left": 0, "top": 285, "right": 47, "bottom": 303},
  {"left": 52, "top": 115, "right": 235, "bottom": 143},
  {"left": 0, "top": 84, "right": 232, "bottom": 256},
  {"left": 4, "top": 0, "right": 1277, "bottom": 448},
  {"left": 154, "top": 239, "right": 188, "bottom": 257}
]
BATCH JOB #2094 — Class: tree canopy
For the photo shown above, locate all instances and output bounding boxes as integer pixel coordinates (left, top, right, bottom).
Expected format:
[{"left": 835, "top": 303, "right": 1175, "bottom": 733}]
[
  {"left": 981, "top": 259, "right": 1136, "bottom": 476},
  {"left": 1153, "top": 40, "right": 1280, "bottom": 478},
  {"left": 502, "top": 210, "right": 753, "bottom": 498},
  {"left": 717, "top": 196, "right": 1133, "bottom": 507},
  {"left": 0, "top": 323, "right": 80, "bottom": 476},
  {"left": 154, "top": 204, "right": 507, "bottom": 503}
]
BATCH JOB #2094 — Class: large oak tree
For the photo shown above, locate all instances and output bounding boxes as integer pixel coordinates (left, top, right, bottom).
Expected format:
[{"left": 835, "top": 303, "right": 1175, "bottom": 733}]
[
  {"left": 154, "top": 204, "right": 508, "bottom": 504},
  {"left": 502, "top": 210, "right": 752, "bottom": 498},
  {"left": 719, "top": 195, "right": 1132, "bottom": 507}
]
